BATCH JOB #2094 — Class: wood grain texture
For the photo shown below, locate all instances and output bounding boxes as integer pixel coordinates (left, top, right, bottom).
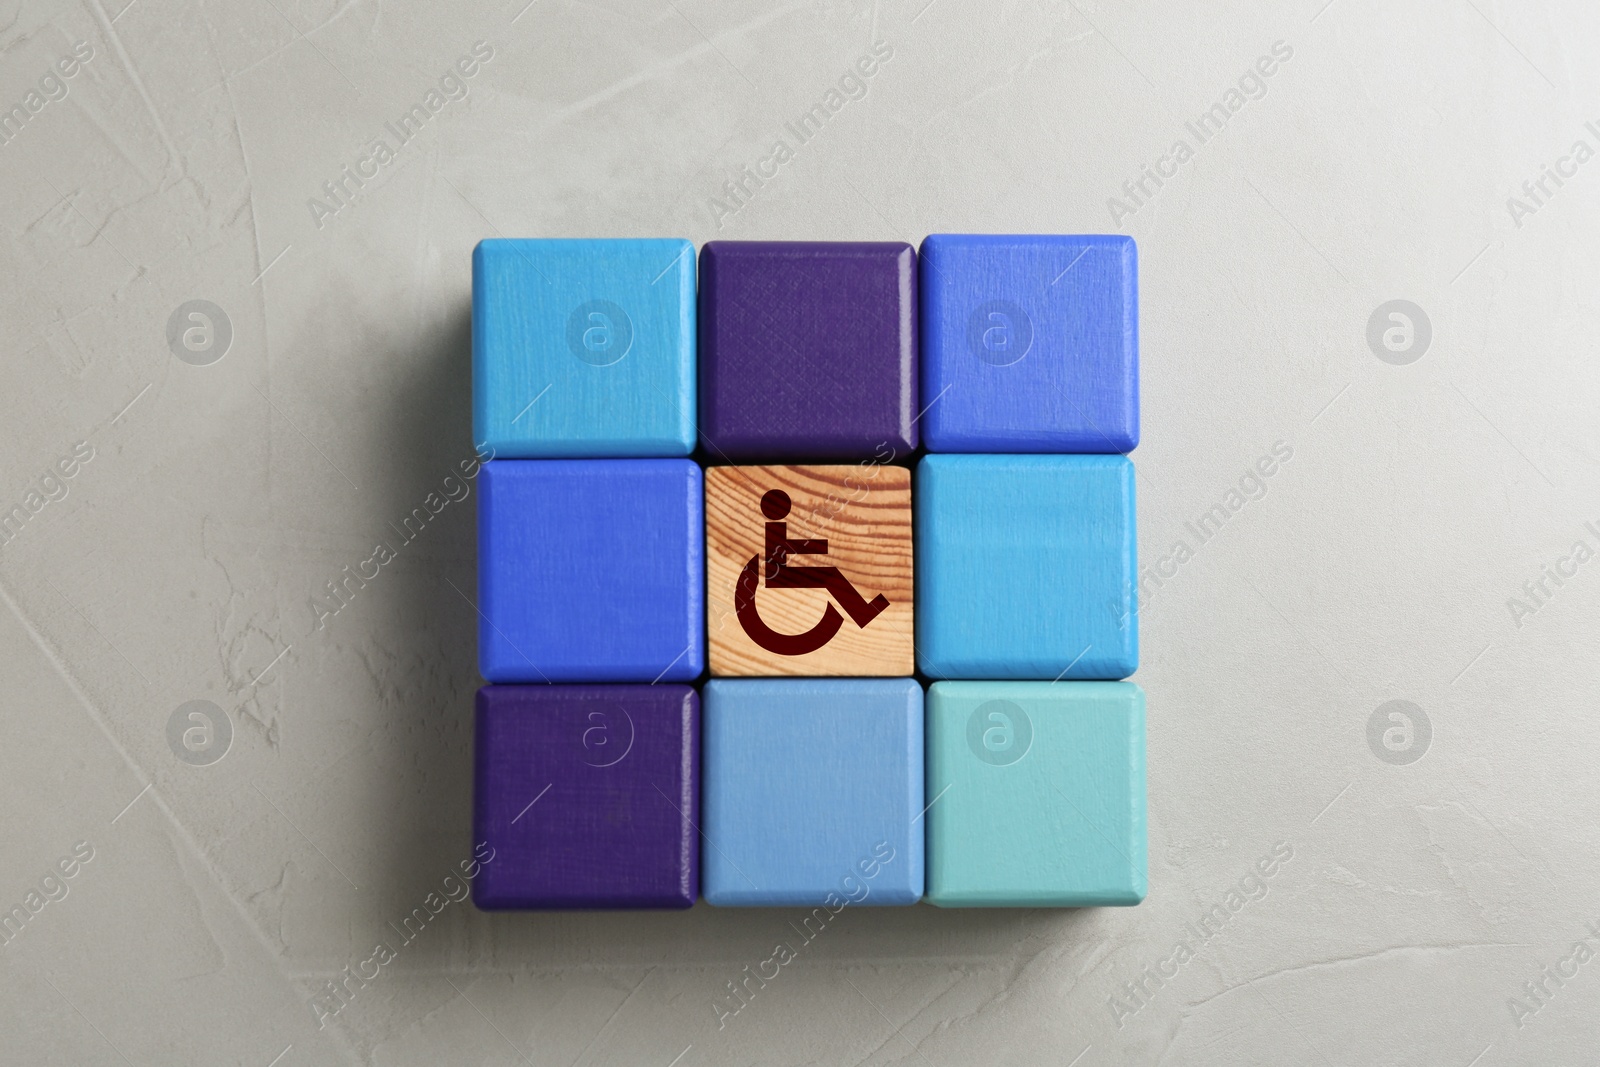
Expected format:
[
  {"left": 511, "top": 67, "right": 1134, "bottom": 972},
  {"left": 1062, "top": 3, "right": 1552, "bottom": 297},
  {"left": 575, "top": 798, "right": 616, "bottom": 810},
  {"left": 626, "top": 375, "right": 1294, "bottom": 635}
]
[{"left": 706, "top": 464, "right": 912, "bottom": 677}]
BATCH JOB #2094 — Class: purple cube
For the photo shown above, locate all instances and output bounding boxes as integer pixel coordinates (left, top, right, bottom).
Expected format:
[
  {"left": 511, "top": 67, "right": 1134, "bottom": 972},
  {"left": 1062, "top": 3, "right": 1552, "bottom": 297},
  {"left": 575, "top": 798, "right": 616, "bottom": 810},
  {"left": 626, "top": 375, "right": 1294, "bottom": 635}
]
[
  {"left": 472, "top": 685, "right": 698, "bottom": 909},
  {"left": 699, "top": 241, "right": 917, "bottom": 460}
]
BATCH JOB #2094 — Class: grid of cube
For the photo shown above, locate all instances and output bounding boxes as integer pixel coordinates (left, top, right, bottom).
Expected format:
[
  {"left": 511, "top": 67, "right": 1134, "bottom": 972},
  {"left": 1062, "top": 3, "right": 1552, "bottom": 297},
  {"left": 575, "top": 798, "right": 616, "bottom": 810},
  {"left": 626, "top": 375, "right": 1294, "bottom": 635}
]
[{"left": 470, "top": 236, "right": 1144, "bottom": 910}]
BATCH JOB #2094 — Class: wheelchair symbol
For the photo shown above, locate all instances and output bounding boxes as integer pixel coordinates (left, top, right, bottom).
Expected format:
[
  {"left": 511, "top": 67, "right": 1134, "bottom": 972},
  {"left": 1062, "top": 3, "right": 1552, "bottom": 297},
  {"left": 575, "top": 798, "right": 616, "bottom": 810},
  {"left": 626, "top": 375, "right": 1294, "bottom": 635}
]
[{"left": 736, "top": 489, "right": 890, "bottom": 656}]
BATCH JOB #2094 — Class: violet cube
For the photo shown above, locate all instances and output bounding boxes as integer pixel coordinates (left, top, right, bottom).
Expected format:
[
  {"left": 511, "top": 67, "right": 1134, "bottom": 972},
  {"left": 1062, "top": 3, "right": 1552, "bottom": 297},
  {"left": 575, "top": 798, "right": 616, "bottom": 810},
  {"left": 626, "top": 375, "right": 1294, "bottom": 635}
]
[
  {"left": 699, "top": 241, "right": 917, "bottom": 461},
  {"left": 473, "top": 684, "right": 698, "bottom": 909}
]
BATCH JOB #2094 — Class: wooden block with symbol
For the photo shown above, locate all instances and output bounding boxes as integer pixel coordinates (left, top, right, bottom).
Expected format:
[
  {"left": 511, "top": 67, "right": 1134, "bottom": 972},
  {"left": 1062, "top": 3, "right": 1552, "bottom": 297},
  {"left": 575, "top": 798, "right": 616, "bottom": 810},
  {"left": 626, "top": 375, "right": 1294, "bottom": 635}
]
[{"left": 705, "top": 464, "right": 913, "bottom": 677}]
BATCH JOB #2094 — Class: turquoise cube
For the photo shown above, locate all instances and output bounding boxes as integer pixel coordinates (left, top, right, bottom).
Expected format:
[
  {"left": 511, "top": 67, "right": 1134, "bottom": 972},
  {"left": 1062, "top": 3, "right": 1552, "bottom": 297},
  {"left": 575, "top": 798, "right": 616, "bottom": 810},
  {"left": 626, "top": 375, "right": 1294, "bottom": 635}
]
[
  {"left": 472, "top": 238, "right": 696, "bottom": 457},
  {"left": 916, "top": 453, "right": 1136, "bottom": 679},
  {"left": 925, "top": 681, "right": 1146, "bottom": 907},
  {"left": 702, "top": 679, "right": 924, "bottom": 907}
]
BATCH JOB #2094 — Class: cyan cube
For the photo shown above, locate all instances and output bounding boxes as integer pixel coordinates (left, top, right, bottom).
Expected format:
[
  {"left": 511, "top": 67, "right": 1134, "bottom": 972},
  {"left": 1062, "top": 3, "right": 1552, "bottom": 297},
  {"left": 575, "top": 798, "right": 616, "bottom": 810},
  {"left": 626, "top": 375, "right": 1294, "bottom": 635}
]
[
  {"left": 702, "top": 679, "right": 924, "bottom": 906},
  {"left": 916, "top": 454, "right": 1136, "bottom": 679},
  {"left": 920, "top": 234, "right": 1137, "bottom": 453},
  {"left": 472, "top": 238, "right": 696, "bottom": 457},
  {"left": 925, "top": 681, "right": 1146, "bottom": 907},
  {"left": 477, "top": 459, "right": 703, "bottom": 683}
]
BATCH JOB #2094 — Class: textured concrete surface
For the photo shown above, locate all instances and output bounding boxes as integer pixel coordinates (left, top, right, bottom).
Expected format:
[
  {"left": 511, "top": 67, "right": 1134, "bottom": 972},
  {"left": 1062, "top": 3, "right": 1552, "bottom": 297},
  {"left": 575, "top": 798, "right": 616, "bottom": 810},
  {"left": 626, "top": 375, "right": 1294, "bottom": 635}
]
[{"left": 2, "top": 1, "right": 1597, "bottom": 1064}]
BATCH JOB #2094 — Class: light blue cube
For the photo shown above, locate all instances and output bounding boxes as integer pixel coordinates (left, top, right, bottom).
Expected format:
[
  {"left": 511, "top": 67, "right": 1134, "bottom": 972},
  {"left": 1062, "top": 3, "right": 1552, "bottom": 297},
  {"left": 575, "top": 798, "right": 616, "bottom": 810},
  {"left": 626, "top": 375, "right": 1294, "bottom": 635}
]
[
  {"left": 702, "top": 679, "right": 924, "bottom": 907},
  {"left": 925, "top": 681, "right": 1146, "bottom": 907},
  {"left": 472, "top": 238, "right": 696, "bottom": 457},
  {"left": 920, "top": 234, "right": 1138, "bottom": 453},
  {"left": 916, "top": 454, "right": 1136, "bottom": 679}
]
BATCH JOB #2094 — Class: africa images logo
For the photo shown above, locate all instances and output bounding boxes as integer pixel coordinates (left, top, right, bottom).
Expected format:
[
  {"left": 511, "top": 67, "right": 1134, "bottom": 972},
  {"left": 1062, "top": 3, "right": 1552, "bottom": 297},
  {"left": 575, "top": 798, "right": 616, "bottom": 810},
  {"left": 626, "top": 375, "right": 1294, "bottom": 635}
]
[
  {"left": 967, "top": 301, "right": 1033, "bottom": 366},
  {"left": 579, "top": 707, "right": 634, "bottom": 768},
  {"left": 566, "top": 301, "right": 633, "bottom": 366},
  {"left": 966, "top": 700, "right": 1032, "bottom": 766}
]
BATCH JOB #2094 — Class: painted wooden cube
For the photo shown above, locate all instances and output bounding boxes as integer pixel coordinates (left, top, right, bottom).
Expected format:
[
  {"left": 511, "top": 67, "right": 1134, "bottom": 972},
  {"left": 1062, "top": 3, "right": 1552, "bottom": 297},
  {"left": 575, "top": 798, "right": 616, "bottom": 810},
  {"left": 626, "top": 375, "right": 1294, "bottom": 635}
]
[
  {"left": 701, "top": 678, "right": 924, "bottom": 906},
  {"left": 920, "top": 234, "right": 1137, "bottom": 453},
  {"left": 925, "top": 681, "right": 1146, "bottom": 907},
  {"left": 705, "top": 464, "right": 912, "bottom": 677},
  {"left": 472, "top": 238, "right": 696, "bottom": 457},
  {"left": 472, "top": 684, "right": 698, "bottom": 909},
  {"left": 698, "top": 241, "right": 917, "bottom": 460},
  {"left": 916, "top": 454, "right": 1136, "bottom": 679},
  {"left": 477, "top": 459, "right": 703, "bottom": 683}
]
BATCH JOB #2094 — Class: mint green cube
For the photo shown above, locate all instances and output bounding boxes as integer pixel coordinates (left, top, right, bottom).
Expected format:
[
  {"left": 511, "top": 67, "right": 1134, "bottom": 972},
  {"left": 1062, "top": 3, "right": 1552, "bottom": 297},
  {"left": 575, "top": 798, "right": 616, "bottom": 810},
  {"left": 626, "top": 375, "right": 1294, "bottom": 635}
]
[{"left": 925, "top": 681, "right": 1146, "bottom": 907}]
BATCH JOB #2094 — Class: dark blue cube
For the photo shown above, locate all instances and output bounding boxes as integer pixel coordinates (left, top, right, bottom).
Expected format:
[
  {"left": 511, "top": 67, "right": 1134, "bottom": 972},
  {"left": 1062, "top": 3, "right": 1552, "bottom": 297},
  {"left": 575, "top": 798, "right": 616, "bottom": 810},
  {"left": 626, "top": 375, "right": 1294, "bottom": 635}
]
[
  {"left": 477, "top": 459, "right": 704, "bottom": 682},
  {"left": 920, "top": 234, "right": 1138, "bottom": 453}
]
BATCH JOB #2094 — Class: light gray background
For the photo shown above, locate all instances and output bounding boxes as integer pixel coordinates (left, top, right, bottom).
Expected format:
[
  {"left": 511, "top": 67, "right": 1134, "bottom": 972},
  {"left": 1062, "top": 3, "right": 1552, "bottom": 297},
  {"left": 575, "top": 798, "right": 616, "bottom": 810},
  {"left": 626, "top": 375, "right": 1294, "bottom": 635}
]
[{"left": 1, "top": 0, "right": 1595, "bottom": 1063}]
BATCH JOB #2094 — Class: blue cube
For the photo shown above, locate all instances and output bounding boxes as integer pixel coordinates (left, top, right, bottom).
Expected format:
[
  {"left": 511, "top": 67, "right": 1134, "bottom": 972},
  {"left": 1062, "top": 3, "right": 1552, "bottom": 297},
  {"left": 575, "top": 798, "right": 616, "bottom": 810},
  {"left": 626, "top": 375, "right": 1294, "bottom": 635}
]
[
  {"left": 916, "top": 454, "right": 1136, "bottom": 679},
  {"left": 925, "top": 681, "right": 1147, "bottom": 907},
  {"left": 477, "top": 459, "right": 703, "bottom": 682},
  {"left": 472, "top": 238, "right": 696, "bottom": 458},
  {"left": 702, "top": 679, "right": 924, "bottom": 906},
  {"left": 920, "top": 234, "right": 1138, "bottom": 453}
]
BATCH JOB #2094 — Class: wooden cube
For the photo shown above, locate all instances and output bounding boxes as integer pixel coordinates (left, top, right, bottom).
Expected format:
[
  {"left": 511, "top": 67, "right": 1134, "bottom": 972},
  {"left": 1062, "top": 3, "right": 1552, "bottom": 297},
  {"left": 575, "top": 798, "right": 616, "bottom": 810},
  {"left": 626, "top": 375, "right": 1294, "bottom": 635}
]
[{"left": 705, "top": 464, "right": 912, "bottom": 677}]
